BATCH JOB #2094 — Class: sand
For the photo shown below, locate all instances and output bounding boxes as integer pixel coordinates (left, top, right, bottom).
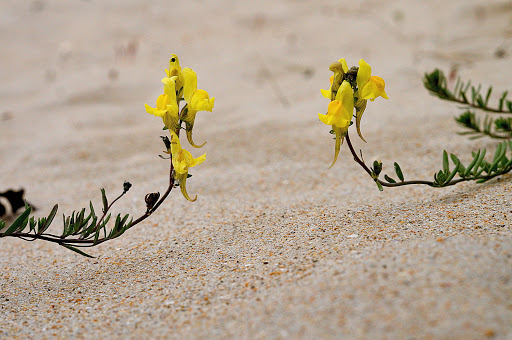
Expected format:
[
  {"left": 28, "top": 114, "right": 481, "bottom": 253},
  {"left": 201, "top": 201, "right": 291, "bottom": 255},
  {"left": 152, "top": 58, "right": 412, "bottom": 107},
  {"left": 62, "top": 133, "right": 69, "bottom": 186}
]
[{"left": 1, "top": 0, "right": 511, "bottom": 338}]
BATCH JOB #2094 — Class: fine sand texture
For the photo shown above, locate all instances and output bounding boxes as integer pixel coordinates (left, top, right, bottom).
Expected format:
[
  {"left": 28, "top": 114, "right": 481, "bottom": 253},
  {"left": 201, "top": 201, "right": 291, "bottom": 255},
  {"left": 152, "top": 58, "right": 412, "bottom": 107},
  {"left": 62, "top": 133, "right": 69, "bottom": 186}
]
[{"left": 1, "top": 0, "right": 511, "bottom": 338}]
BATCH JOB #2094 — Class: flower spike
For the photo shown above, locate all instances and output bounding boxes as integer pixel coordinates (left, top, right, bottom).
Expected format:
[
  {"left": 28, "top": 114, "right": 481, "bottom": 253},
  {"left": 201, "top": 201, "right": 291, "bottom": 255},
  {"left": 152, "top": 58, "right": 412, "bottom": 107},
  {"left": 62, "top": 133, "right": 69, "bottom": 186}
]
[
  {"left": 354, "top": 59, "right": 389, "bottom": 142},
  {"left": 170, "top": 131, "right": 206, "bottom": 202},
  {"left": 318, "top": 81, "right": 354, "bottom": 167},
  {"left": 181, "top": 67, "right": 215, "bottom": 148}
]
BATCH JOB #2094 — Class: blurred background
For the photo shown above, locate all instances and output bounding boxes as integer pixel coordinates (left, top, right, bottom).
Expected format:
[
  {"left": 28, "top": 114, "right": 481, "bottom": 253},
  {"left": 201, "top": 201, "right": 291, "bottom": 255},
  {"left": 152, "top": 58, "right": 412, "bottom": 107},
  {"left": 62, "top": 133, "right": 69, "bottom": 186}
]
[{"left": 1, "top": 0, "right": 511, "bottom": 215}]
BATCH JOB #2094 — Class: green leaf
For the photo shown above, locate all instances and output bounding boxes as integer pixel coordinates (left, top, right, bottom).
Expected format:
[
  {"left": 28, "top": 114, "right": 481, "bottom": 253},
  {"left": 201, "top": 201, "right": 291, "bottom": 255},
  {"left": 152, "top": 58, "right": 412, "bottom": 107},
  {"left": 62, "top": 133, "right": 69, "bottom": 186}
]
[
  {"left": 450, "top": 154, "right": 464, "bottom": 176},
  {"left": 89, "top": 201, "right": 96, "bottom": 216},
  {"left": 476, "top": 96, "right": 484, "bottom": 107},
  {"left": 434, "top": 170, "right": 446, "bottom": 186},
  {"left": 463, "top": 80, "right": 472, "bottom": 95},
  {"left": 83, "top": 215, "right": 98, "bottom": 239},
  {"left": 29, "top": 217, "right": 37, "bottom": 232},
  {"left": 4, "top": 207, "right": 32, "bottom": 235},
  {"left": 464, "top": 150, "right": 480, "bottom": 177},
  {"left": 120, "top": 214, "right": 129, "bottom": 228},
  {"left": 61, "top": 244, "right": 95, "bottom": 258},
  {"left": 460, "top": 91, "right": 469, "bottom": 104},
  {"left": 394, "top": 162, "right": 404, "bottom": 182},
  {"left": 93, "top": 224, "right": 101, "bottom": 244},
  {"left": 443, "top": 160, "right": 460, "bottom": 185},
  {"left": 490, "top": 142, "right": 507, "bottom": 172},
  {"left": 473, "top": 148, "right": 487, "bottom": 176},
  {"left": 498, "top": 91, "right": 508, "bottom": 111},
  {"left": 484, "top": 86, "right": 492, "bottom": 106},
  {"left": 38, "top": 204, "right": 58, "bottom": 235},
  {"left": 376, "top": 181, "right": 383, "bottom": 192},
  {"left": 491, "top": 142, "right": 504, "bottom": 164},
  {"left": 442, "top": 150, "right": 449, "bottom": 174},
  {"left": 472, "top": 84, "right": 482, "bottom": 104},
  {"left": 384, "top": 175, "right": 396, "bottom": 183},
  {"left": 101, "top": 188, "right": 108, "bottom": 213},
  {"left": 454, "top": 78, "right": 461, "bottom": 96}
]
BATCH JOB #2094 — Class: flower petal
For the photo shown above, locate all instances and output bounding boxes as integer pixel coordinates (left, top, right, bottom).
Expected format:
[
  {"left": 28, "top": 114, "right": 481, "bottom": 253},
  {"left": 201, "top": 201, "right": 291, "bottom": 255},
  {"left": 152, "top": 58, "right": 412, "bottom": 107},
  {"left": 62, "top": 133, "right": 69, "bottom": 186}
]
[
  {"left": 190, "top": 153, "right": 206, "bottom": 168},
  {"left": 329, "top": 126, "right": 346, "bottom": 168},
  {"left": 186, "top": 127, "right": 207, "bottom": 148},
  {"left": 335, "top": 81, "right": 354, "bottom": 118},
  {"left": 177, "top": 174, "right": 197, "bottom": 202},
  {"left": 318, "top": 113, "right": 333, "bottom": 125},
  {"left": 361, "top": 76, "right": 388, "bottom": 101},
  {"left": 357, "top": 59, "right": 371, "bottom": 95},
  {"left": 354, "top": 98, "right": 368, "bottom": 143},
  {"left": 168, "top": 54, "right": 181, "bottom": 78},
  {"left": 320, "top": 88, "right": 331, "bottom": 99},
  {"left": 161, "top": 76, "right": 178, "bottom": 98},
  {"left": 182, "top": 67, "right": 198, "bottom": 104},
  {"left": 190, "top": 90, "right": 214, "bottom": 112},
  {"left": 338, "top": 58, "right": 349, "bottom": 73},
  {"left": 170, "top": 131, "right": 182, "bottom": 156},
  {"left": 163, "top": 106, "right": 179, "bottom": 132},
  {"left": 145, "top": 103, "right": 167, "bottom": 117}
]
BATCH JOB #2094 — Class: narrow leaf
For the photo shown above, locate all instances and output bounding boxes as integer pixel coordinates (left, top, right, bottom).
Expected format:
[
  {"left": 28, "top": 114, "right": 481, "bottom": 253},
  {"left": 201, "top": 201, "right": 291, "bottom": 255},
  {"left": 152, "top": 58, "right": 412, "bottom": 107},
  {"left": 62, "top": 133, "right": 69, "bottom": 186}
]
[
  {"left": 490, "top": 142, "right": 507, "bottom": 172},
  {"left": 460, "top": 91, "right": 469, "bottom": 104},
  {"left": 29, "top": 217, "right": 37, "bottom": 232},
  {"left": 101, "top": 188, "right": 108, "bottom": 213},
  {"left": 450, "top": 154, "right": 464, "bottom": 176},
  {"left": 443, "top": 150, "right": 449, "bottom": 173},
  {"left": 4, "top": 207, "right": 32, "bottom": 235},
  {"left": 61, "top": 244, "right": 95, "bottom": 258},
  {"left": 498, "top": 91, "right": 508, "bottom": 111},
  {"left": 394, "top": 162, "right": 404, "bottom": 182},
  {"left": 384, "top": 175, "right": 397, "bottom": 183},
  {"left": 38, "top": 204, "right": 58, "bottom": 235},
  {"left": 443, "top": 161, "right": 460, "bottom": 185},
  {"left": 484, "top": 86, "right": 492, "bottom": 106},
  {"left": 473, "top": 148, "right": 487, "bottom": 175},
  {"left": 464, "top": 150, "right": 481, "bottom": 177}
]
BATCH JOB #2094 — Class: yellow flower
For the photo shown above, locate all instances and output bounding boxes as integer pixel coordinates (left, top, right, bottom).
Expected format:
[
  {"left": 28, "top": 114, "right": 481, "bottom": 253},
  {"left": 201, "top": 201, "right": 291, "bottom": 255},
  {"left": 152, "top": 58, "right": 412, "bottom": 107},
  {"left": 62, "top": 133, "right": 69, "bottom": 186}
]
[
  {"left": 321, "top": 58, "right": 349, "bottom": 100},
  {"left": 320, "top": 75, "right": 334, "bottom": 99},
  {"left": 180, "top": 67, "right": 215, "bottom": 148},
  {"left": 145, "top": 76, "right": 179, "bottom": 133},
  {"left": 356, "top": 59, "right": 388, "bottom": 101},
  {"left": 165, "top": 54, "right": 184, "bottom": 101},
  {"left": 318, "top": 81, "right": 354, "bottom": 167},
  {"left": 170, "top": 131, "right": 206, "bottom": 202},
  {"left": 354, "top": 59, "right": 389, "bottom": 142}
]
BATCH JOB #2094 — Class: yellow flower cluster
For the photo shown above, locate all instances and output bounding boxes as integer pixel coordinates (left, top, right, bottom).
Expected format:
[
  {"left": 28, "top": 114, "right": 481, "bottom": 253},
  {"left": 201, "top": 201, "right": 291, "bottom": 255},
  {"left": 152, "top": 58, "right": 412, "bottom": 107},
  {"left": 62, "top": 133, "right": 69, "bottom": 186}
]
[
  {"left": 145, "top": 54, "right": 214, "bottom": 201},
  {"left": 319, "top": 58, "right": 388, "bottom": 167}
]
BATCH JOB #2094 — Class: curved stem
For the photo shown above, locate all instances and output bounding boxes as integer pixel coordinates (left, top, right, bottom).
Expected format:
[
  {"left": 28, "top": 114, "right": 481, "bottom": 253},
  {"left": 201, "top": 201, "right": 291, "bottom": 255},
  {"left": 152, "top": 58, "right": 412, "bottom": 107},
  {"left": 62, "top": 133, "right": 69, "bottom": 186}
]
[
  {"left": 91, "top": 190, "right": 128, "bottom": 235},
  {"left": 346, "top": 132, "right": 511, "bottom": 188},
  {"left": 130, "top": 158, "right": 174, "bottom": 227},
  {"left": 345, "top": 133, "right": 435, "bottom": 187}
]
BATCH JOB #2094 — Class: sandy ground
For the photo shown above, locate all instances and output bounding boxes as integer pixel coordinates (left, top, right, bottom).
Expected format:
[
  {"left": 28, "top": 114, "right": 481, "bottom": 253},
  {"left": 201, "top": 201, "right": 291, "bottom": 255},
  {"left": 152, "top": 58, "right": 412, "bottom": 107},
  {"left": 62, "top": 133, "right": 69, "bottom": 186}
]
[{"left": 1, "top": 0, "right": 511, "bottom": 338}]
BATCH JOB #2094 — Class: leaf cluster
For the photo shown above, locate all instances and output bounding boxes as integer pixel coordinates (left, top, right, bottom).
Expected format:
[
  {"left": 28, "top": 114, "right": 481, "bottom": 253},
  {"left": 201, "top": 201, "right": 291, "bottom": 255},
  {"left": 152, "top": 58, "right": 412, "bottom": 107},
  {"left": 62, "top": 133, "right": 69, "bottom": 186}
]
[
  {"left": 433, "top": 141, "right": 512, "bottom": 186},
  {"left": 364, "top": 140, "right": 512, "bottom": 191},
  {"left": 455, "top": 110, "right": 512, "bottom": 139},
  {"left": 424, "top": 69, "right": 512, "bottom": 114},
  {"left": 0, "top": 185, "right": 133, "bottom": 257}
]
